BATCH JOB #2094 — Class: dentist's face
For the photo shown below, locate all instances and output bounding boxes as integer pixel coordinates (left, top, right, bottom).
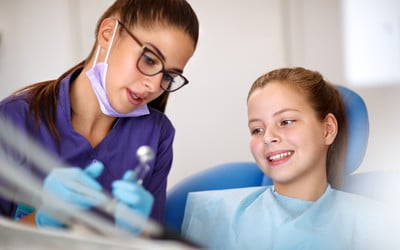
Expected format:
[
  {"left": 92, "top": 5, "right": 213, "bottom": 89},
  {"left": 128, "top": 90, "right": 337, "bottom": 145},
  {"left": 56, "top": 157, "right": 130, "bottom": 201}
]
[{"left": 101, "top": 20, "right": 195, "bottom": 114}]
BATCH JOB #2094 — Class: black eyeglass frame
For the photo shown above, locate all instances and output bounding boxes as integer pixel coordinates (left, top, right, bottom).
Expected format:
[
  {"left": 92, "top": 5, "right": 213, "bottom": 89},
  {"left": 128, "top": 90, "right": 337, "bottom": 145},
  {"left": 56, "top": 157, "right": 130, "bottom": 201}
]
[{"left": 117, "top": 20, "right": 189, "bottom": 92}]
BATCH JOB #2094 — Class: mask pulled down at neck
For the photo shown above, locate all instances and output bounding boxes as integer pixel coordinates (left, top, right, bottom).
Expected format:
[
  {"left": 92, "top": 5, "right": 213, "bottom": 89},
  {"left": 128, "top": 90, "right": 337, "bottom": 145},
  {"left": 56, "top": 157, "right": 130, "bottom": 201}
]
[{"left": 85, "top": 20, "right": 149, "bottom": 118}]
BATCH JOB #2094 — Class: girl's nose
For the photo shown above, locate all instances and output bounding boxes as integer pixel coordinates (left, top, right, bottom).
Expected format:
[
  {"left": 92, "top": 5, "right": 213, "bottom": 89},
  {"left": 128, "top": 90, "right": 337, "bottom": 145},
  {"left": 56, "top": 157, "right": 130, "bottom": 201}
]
[{"left": 263, "top": 130, "right": 280, "bottom": 145}]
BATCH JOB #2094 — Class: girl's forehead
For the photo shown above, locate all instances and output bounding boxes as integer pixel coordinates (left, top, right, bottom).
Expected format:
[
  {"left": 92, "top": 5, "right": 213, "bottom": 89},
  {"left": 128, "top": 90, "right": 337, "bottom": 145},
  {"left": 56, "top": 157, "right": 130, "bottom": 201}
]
[
  {"left": 250, "top": 83, "right": 305, "bottom": 103},
  {"left": 248, "top": 83, "right": 312, "bottom": 114}
]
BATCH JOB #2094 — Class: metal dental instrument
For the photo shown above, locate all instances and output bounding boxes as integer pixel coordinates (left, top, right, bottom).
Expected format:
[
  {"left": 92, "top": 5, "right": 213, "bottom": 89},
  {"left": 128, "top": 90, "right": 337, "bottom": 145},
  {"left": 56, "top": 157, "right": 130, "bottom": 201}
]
[
  {"left": 130, "top": 145, "right": 155, "bottom": 185},
  {"left": 104, "top": 145, "right": 155, "bottom": 213}
]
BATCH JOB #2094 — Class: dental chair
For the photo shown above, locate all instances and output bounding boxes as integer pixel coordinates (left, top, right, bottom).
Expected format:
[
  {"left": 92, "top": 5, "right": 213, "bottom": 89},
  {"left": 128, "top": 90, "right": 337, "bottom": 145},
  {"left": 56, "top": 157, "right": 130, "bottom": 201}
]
[{"left": 165, "top": 85, "right": 370, "bottom": 233}]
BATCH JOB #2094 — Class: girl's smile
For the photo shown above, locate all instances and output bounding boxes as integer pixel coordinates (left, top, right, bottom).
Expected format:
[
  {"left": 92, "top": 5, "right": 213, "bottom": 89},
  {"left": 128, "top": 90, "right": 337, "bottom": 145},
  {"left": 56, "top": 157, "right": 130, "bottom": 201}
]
[{"left": 266, "top": 150, "right": 294, "bottom": 166}]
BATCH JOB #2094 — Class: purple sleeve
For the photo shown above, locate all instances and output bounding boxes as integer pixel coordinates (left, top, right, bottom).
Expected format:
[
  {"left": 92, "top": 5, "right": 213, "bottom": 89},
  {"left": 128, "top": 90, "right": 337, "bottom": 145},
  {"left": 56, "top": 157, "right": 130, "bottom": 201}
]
[
  {"left": 146, "top": 116, "right": 175, "bottom": 223},
  {"left": 0, "top": 95, "right": 33, "bottom": 218}
]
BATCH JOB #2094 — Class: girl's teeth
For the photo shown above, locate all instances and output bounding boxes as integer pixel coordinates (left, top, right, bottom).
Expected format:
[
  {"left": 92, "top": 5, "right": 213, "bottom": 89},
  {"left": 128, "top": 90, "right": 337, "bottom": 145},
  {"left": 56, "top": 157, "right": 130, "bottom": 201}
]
[
  {"left": 269, "top": 151, "right": 292, "bottom": 161},
  {"left": 132, "top": 94, "right": 139, "bottom": 100}
]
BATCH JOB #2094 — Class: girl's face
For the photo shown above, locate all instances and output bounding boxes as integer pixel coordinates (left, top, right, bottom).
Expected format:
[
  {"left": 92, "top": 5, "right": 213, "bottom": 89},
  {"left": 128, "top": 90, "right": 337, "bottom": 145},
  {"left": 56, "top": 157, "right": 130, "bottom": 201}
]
[
  {"left": 103, "top": 21, "right": 195, "bottom": 114},
  {"left": 247, "top": 82, "right": 337, "bottom": 196}
]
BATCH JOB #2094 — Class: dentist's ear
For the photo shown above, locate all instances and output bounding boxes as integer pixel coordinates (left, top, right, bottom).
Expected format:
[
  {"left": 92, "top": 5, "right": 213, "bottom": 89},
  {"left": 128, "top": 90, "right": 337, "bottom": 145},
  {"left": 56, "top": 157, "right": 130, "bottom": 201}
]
[
  {"left": 324, "top": 113, "right": 338, "bottom": 145},
  {"left": 97, "top": 18, "right": 119, "bottom": 50}
]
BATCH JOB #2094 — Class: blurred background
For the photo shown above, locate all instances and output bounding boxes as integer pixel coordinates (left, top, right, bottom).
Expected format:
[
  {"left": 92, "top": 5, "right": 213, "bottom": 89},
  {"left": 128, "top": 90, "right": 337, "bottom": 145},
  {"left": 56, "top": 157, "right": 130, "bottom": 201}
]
[{"left": 0, "top": 0, "right": 399, "bottom": 189}]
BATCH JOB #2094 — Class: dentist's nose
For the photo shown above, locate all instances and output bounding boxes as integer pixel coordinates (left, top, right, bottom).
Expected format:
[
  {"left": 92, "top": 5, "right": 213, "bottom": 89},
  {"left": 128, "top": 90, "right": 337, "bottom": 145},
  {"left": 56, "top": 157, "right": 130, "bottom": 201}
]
[{"left": 143, "top": 74, "right": 163, "bottom": 91}]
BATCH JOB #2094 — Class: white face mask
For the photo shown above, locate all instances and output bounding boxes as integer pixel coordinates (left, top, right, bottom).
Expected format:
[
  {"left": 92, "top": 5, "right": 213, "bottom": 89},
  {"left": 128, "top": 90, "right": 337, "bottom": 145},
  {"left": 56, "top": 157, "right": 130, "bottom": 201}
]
[{"left": 85, "top": 20, "right": 149, "bottom": 117}]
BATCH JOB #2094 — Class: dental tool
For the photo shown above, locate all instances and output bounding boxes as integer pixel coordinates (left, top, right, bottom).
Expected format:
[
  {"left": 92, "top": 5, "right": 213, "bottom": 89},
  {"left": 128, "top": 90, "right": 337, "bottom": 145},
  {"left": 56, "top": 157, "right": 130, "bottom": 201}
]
[
  {"left": 104, "top": 145, "right": 155, "bottom": 214},
  {"left": 130, "top": 145, "right": 155, "bottom": 185}
]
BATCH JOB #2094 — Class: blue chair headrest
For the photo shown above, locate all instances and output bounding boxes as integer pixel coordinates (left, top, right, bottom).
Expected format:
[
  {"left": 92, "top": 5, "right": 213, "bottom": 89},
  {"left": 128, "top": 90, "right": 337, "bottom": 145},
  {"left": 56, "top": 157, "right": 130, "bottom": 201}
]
[{"left": 337, "top": 85, "right": 369, "bottom": 174}]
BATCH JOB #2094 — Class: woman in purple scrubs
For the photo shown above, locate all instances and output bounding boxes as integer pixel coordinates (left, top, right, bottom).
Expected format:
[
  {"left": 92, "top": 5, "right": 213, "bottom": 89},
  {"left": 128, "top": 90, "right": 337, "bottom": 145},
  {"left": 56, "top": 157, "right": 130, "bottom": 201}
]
[{"left": 0, "top": 0, "right": 199, "bottom": 234}]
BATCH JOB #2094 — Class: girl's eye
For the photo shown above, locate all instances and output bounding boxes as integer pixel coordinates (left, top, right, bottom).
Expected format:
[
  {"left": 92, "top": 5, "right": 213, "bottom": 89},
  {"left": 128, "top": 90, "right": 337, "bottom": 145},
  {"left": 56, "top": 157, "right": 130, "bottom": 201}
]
[
  {"left": 281, "top": 120, "right": 295, "bottom": 126},
  {"left": 251, "top": 127, "right": 264, "bottom": 135}
]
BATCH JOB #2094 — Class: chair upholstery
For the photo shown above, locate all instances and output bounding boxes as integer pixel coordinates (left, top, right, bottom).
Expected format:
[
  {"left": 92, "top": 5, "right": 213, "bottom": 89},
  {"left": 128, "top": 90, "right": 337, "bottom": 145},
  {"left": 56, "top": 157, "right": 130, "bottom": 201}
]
[
  {"left": 336, "top": 85, "right": 369, "bottom": 174},
  {"left": 165, "top": 85, "right": 369, "bottom": 233}
]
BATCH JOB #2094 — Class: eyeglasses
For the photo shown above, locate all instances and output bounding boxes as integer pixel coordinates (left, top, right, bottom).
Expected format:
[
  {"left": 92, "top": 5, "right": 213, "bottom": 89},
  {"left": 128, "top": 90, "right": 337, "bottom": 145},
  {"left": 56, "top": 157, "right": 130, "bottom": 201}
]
[{"left": 117, "top": 20, "right": 189, "bottom": 92}]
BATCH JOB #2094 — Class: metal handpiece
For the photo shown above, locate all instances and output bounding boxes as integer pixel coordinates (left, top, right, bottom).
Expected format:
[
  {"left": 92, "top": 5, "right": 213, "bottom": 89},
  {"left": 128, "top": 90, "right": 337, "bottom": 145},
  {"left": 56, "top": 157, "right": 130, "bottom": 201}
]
[
  {"left": 104, "top": 145, "right": 155, "bottom": 213},
  {"left": 129, "top": 145, "right": 155, "bottom": 185}
]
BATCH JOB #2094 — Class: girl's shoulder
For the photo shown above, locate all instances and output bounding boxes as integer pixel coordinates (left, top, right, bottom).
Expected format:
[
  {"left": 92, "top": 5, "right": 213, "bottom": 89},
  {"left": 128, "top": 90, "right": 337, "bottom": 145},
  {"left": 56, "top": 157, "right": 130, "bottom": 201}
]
[{"left": 330, "top": 188, "right": 388, "bottom": 216}]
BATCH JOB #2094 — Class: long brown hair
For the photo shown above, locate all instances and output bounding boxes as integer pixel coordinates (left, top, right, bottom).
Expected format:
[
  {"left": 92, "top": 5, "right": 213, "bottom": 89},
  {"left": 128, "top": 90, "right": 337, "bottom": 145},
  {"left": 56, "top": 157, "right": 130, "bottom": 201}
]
[
  {"left": 248, "top": 67, "right": 348, "bottom": 189},
  {"left": 14, "top": 0, "right": 199, "bottom": 139}
]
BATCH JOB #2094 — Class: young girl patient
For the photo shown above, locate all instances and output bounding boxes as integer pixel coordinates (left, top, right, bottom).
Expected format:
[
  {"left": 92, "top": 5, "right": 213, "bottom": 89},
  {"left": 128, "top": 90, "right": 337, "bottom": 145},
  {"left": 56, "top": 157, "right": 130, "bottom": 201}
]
[{"left": 181, "top": 67, "right": 397, "bottom": 249}]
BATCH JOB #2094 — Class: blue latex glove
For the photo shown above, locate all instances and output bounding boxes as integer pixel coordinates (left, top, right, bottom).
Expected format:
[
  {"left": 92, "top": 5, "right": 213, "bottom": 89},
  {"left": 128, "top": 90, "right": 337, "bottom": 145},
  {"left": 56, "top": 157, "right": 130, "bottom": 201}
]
[
  {"left": 112, "top": 170, "right": 154, "bottom": 234},
  {"left": 35, "top": 161, "right": 107, "bottom": 228}
]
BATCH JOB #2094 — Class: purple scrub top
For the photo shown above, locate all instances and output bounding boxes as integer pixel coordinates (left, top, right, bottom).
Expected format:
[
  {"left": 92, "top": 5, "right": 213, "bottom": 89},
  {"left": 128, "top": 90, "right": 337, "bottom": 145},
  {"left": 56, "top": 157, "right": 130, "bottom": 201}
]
[{"left": 0, "top": 68, "right": 175, "bottom": 224}]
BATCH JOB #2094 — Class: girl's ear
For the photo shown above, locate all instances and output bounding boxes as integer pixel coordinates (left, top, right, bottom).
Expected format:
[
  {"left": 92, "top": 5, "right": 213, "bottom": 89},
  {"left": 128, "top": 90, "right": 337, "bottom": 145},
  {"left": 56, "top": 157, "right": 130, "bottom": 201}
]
[
  {"left": 323, "top": 113, "right": 338, "bottom": 145},
  {"left": 97, "top": 18, "right": 118, "bottom": 49}
]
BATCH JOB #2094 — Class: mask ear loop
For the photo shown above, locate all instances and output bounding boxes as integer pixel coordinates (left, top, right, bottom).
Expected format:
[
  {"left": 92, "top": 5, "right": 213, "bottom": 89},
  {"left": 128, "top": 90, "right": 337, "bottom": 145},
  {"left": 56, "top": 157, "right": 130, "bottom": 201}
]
[
  {"left": 104, "top": 20, "right": 119, "bottom": 63},
  {"left": 91, "top": 19, "right": 119, "bottom": 68},
  {"left": 91, "top": 47, "right": 101, "bottom": 68}
]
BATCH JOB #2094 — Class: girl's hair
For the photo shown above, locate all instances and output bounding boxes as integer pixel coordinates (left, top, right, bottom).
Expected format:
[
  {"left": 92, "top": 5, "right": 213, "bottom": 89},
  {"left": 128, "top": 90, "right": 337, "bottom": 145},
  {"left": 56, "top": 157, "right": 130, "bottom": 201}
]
[
  {"left": 15, "top": 0, "right": 199, "bottom": 139},
  {"left": 248, "top": 67, "right": 348, "bottom": 189}
]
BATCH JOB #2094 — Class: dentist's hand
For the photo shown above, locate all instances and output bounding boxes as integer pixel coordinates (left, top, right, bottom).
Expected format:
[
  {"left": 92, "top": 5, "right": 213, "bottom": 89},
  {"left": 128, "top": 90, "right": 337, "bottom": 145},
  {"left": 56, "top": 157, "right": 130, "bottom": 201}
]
[
  {"left": 35, "top": 161, "right": 107, "bottom": 228},
  {"left": 112, "top": 170, "right": 154, "bottom": 234}
]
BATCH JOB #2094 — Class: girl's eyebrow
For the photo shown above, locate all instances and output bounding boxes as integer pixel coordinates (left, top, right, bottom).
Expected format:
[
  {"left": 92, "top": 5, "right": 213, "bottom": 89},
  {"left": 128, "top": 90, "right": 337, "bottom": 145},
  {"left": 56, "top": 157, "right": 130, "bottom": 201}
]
[
  {"left": 248, "top": 118, "right": 262, "bottom": 125},
  {"left": 273, "top": 108, "right": 300, "bottom": 116},
  {"left": 248, "top": 108, "right": 300, "bottom": 125}
]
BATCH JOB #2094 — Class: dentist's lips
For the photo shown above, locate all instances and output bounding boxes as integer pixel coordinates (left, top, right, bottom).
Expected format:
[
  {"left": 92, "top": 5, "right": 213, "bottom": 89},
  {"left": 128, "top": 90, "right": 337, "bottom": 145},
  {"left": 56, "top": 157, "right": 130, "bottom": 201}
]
[
  {"left": 131, "top": 93, "right": 140, "bottom": 100},
  {"left": 126, "top": 89, "right": 144, "bottom": 105}
]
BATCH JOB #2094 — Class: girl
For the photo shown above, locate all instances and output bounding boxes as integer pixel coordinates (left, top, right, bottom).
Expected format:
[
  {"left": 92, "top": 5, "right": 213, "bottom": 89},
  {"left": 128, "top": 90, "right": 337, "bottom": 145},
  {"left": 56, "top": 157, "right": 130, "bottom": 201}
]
[
  {"left": 0, "top": 0, "right": 199, "bottom": 233},
  {"left": 182, "top": 67, "right": 392, "bottom": 249}
]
